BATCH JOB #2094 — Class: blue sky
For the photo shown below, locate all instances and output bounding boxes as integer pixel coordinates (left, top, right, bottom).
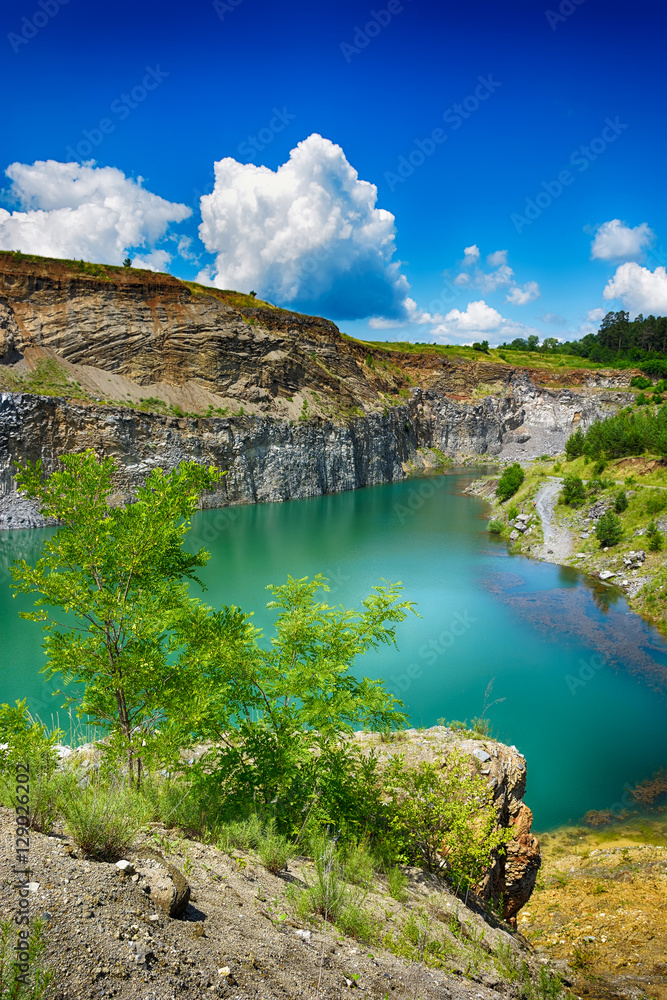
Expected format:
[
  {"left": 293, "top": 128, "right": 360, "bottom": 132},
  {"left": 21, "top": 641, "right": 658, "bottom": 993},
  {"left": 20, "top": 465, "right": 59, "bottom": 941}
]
[{"left": 1, "top": 0, "right": 666, "bottom": 345}]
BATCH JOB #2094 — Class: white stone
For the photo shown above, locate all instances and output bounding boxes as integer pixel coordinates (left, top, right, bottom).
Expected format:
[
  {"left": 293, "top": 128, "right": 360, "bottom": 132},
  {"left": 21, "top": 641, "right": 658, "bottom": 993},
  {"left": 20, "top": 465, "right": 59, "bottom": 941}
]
[{"left": 115, "top": 860, "right": 136, "bottom": 876}]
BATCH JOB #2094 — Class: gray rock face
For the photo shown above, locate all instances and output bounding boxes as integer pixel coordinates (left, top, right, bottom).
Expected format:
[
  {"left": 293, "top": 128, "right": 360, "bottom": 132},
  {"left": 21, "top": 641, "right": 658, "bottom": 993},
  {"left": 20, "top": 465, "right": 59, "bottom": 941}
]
[{"left": 0, "top": 379, "right": 627, "bottom": 530}]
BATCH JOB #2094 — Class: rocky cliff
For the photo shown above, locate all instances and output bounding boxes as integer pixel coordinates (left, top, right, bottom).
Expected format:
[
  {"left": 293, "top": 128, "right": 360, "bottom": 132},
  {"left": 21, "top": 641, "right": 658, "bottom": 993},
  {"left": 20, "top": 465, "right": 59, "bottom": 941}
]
[{"left": 0, "top": 251, "right": 631, "bottom": 528}]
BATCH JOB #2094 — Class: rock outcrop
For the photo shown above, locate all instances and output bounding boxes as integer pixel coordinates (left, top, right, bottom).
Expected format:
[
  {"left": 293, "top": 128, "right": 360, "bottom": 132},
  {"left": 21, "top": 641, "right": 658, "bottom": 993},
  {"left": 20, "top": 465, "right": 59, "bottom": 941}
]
[{"left": 0, "top": 252, "right": 631, "bottom": 529}]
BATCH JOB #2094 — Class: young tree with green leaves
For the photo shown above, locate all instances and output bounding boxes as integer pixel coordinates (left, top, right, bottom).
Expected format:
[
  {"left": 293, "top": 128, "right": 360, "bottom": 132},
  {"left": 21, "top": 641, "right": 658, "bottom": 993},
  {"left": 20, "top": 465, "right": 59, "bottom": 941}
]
[
  {"left": 177, "top": 575, "right": 415, "bottom": 832},
  {"left": 10, "top": 451, "right": 224, "bottom": 783}
]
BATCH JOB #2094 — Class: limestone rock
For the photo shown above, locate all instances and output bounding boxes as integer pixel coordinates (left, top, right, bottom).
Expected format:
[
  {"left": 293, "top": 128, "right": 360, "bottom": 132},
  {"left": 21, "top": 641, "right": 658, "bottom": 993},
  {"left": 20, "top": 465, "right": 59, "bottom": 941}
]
[{"left": 135, "top": 847, "right": 190, "bottom": 918}]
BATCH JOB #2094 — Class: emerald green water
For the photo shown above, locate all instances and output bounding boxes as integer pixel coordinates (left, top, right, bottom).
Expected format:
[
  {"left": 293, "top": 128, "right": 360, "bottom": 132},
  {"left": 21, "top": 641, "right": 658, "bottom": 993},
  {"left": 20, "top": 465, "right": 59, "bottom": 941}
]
[{"left": 2, "top": 470, "right": 667, "bottom": 831}]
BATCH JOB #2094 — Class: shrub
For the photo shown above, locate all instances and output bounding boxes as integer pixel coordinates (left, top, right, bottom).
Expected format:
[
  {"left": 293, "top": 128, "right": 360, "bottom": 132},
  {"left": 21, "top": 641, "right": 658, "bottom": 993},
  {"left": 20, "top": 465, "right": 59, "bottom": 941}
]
[
  {"left": 560, "top": 475, "right": 586, "bottom": 506},
  {"left": 507, "top": 504, "right": 519, "bottom": 520},
  {"left": 343, "top": 841, "right": 376, "bottom": 887},
  {"left": 386, "top": 864, "right": 409, "bottom": 901},
  {"left": 565, "top": 427, "right": 585, "bottom": 460},
  {"left": 487, "top": 519, "right": 503, "bottom": 534},
  {"left": 496, "top": 463, "right": 524, "bottom": 501},
  {"left": 647, "top": 521, "right": 663, "bottom": 552},
  {"left": 217, "top": 813, "right": 265, "bottom": 852},
  {"left": 0, "top": 916, "right": 53, "bottom": 999},
  {"left": 614, "top": 490, "right": 628, "bottom": 513},
  {"left": 595, "top": 512, "right": 623, "bottom": 548},
  {"left": 645, "top": 491, "right": 667, "bottom": 515},
  {"left": 384, "top": 751, "right": 512, "bottom": 888},
  {"left": 336, "top": 903, "right": 380, "bottom": 943},
  {"left": 630, "top": 375, "right": 652, "bottom": 389},
  {"left": 593, "top": 459, "right": 606, "bottom": 475},
  {"left": 258, "top": 829, "right": 293, "bottom": 874},
  {"left": 0, "top": 701, "right": 61, "bottom": 778},
  {"left": 61, "top": 777, "right": 147, "bottom": 860},
  {"left": 636, "top": 392, "right": 649, "bottom": 406}
]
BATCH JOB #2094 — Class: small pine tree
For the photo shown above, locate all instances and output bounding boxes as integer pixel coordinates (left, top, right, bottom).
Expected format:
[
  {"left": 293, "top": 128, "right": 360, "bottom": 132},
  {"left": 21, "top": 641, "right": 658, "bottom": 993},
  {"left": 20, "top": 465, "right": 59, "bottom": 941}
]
[
  {"left": 614, "top": 490, "right": 628, "bottom": 513},
  {"left": 123, "top": 257, "right": 132, "bottom": 268},
  {"left": 595, "top": 511, "right": 623, "bottom": 547}
]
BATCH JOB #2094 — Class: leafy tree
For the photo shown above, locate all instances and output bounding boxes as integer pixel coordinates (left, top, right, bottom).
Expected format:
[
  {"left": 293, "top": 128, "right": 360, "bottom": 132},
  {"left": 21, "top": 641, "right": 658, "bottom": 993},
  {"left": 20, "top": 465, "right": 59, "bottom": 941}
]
[
  {"left": 496, "top": 463, "right": 525, "bottom": 501},
  {"left": 614, "top": 490, "right": 628, "bottom": 513},
  {"left": 560, "top": 475, "right": 586, "bottom": 506},
  {"left": 122, "top": 257, "right": 132, "bottom": 268},
  {"left": 179, "top": 575, "right": 415, "bottom": 833},
  {"left": 526, "top": 334, "right": 540, "bottom": 351},
  {"left": 472, "top": 340, "right": 489, "bottom": 353},
  {"left": 10, "top": 451, "right": 224, "bottom": 782},
  {"left": 595, "top": 512, "right": 623, "bottom": 547}
]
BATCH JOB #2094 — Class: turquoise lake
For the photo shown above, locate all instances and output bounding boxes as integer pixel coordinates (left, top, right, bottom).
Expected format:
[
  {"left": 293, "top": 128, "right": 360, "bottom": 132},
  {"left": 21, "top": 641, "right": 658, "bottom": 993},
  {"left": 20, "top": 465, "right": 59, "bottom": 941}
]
[{"left": 2, "top": 470, "right": 667, "bottom": 831}]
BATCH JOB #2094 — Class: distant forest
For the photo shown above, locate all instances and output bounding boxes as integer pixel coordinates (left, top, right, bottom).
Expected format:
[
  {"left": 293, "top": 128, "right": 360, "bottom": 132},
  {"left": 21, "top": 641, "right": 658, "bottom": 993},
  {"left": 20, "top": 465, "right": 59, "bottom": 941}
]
[{"left": 500, "top": 311, "right": 667, "bottom": 376}]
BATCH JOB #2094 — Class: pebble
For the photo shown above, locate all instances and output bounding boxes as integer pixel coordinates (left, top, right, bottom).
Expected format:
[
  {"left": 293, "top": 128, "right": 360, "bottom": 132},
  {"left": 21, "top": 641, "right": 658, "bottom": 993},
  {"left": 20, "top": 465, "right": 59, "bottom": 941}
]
[{"left": 115, "top": 860, "right": 135, "bottom": 876}]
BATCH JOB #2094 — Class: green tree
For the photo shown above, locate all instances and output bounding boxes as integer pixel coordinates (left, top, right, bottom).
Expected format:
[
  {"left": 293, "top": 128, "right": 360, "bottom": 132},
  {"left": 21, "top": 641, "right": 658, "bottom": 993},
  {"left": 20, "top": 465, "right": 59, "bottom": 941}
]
[
  {"left": 565, "top": 427, "right": 585, "bottom": 460},
  {"left": 10, "top": 451, "right": 224, "bottom": 782},
  {"left": 122, "top": 256, "right": 132, "bottom": 268},
  {"left": 595, "top": 511, "right": 623, "bottom": 547},
  {"left": 614, "top": 490, "right": 628, "bottom": 513},
  {"left": 496, "top": 463, "right": 525, "bottom": 501},
  {"left": 179, "top": 575, "right": 415, "bottom": 832},
  {"left": 560, "top": 475, "right": 586, "bottom": 506},
  {"left": 647, "top": 520, "right": 663, "bottom": 552}
]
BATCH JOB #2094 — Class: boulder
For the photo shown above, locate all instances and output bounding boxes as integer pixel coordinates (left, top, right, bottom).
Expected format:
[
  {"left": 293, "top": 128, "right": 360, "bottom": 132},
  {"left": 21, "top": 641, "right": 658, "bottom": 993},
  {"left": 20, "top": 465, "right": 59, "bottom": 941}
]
[{"left": 134, "top": 848, "right": 190, "bottom": 918}]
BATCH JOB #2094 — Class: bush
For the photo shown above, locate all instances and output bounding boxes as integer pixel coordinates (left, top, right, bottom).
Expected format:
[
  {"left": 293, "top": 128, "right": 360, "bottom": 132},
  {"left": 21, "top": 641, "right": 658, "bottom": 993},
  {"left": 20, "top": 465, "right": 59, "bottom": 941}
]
[
  {"left": 384, "top": 751, "right": 512, "bottom": 889},
  {"left": 0, "top": 701, "right": 61, "bottom": 778},
  {"left": 647, "top": 521, "right": 663, "bottom": 552},
  {"left": 593, "top": 459, "right": 607, "bottom": 475},
  {"left": 614, "top": 490, "right": 628, "bottom": 513},
  {"left": 496, "top": 463, "right": 524, "bottom": 502},
  {"left": 386, "top": 864, "right": 409, "bottom": 902},
  {"left": 257, "top": 829, "right": 293, "bottom": 874},
  {"left": 336, "top": 903, "right": 380, "bottom": 944},
  {"left": 0, "top": 916, "right": 53, "bottom": 999},
  {"left": 343, "top": 841, "right": 377, "bottom": 887},
  {"left": 636, "top": 392, "right": 649, "bottom": 406},
  {"left": 507, "top": 504, "right": 519, "bottom": 520},
  {"left": 487, "top": 519, "right": 503, "bottom": 534},
  {"left": 560, "top": 475, "right": 586, "bottom": 506},
  {"left": 61, "top": 777, "right": 147, "bottom": 860},
  {"left": 565, "top": 427, "right": 585, "bottom": 460},
  {"left": 595, "top": 512, "right": 623, "bottom": 548},
  {"left": 645, "top": 491, "right": 667, "bottom": 515},
  {"left": 630, "top": 375, "right": 652, "bottom": 389}
]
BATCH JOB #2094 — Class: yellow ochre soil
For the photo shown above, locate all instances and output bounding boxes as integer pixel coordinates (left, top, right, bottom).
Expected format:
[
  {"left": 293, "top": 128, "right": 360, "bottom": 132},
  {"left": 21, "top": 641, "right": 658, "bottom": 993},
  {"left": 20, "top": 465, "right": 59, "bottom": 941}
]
[{"left": 524, "top": 820, "right": 667, "bottom": 1000}]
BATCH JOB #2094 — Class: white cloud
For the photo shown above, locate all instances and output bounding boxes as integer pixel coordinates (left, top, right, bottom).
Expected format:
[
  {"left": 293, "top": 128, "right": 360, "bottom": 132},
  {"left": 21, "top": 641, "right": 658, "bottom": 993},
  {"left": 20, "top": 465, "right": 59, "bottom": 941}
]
[
  {"left": 0, "top": 160, "right": 190, "bottom": 265},
  {"left": 463, "top": 244, "right": 480, "bottom": 263},
  {"left": 476, "top": 263, "right": 514, "bottom": 293},
  {"left": 197, "top": 134, "right": 409, "bottom": 320},
  {"left": 429, "top": 299, "right": 542, "bottom": 345},
  {"left": 486, "top": 249, "right": 508, "bottom": 268},
  {"left": 590, "top": 219, "right": 655, "bottom": 262},
  {"left": 603, "top": 262, "right": 667, "bottom": 315},
  {"left": 506, "top": 280, "right": 540, "bottom": 305},
  {"left": 587, "top": 307, "right": 606, "bottom": 322},
  {"left": 441, "top": 300, "right": 503, "bottom": 332},
  {"left": 131, "top": 249, "right": 172, "bottom": 271},
  {"left": 454, "top": 272, "right": 470, "bottom": 286},
  {"left": 539, "top": 313, "right": 566, "bottom": 325}
]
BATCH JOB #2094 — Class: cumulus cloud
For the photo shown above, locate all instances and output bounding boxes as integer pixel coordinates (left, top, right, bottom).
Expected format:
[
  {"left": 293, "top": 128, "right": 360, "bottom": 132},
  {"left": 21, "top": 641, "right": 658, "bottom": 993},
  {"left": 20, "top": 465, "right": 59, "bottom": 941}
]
[
  {"left": 197, "top": 134, "right": 409, "bottom": 320},
  {"left": 486, "top": 249, "right": 508, "bottom": 268},
  {"left": 603, "top": 262, "right": 667, "bottom": 315},
  {"left": 0, "top": 160, "right": 190, "bottom": 265},
  {"left": 587, "top": 307, "right": 606, "bottom": 322},
  {"left": 430, "top": 299, "right": 541, "bottom": 345},
  {"left": 591, "top": 219, "right": 655, "bottom": 262},
  {"left": 463, "top": 244, "right": 480, "bottom": 264},
  {"left": 476, "top": 263, "right": 514, "bottom": 293},
  {"left": 506, "top": 280, "right": 540, "bottom": 305}
]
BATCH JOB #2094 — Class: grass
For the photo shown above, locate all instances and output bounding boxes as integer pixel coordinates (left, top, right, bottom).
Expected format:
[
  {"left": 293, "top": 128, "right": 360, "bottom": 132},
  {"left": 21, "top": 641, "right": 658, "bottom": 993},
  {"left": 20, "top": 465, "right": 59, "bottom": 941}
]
[
  {"left": 0, "top": 357, "right": 89, "bottom": 400},
  {"left": 0, "top": 917, "right": 53, "bottom": 1000},
  {"left": 60, "top": 776, "right": 147, "bottom": 860}
]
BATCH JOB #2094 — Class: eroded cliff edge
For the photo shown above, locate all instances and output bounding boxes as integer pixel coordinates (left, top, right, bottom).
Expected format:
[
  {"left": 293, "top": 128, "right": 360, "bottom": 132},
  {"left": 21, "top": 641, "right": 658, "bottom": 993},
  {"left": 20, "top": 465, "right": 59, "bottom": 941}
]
[{"left": 0, "top": 252, "right": 631, "bottom": 528}]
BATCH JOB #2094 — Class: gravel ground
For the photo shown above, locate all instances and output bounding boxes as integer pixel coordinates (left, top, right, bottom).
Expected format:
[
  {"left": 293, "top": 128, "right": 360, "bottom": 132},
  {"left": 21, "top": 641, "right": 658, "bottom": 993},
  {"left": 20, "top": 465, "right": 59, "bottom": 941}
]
[
  {"left": 533, "top": 478, "right": 572, "bottom": 564},
  {"left": 0, "top": 809, "right": 559, "bottom": 1000}
]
